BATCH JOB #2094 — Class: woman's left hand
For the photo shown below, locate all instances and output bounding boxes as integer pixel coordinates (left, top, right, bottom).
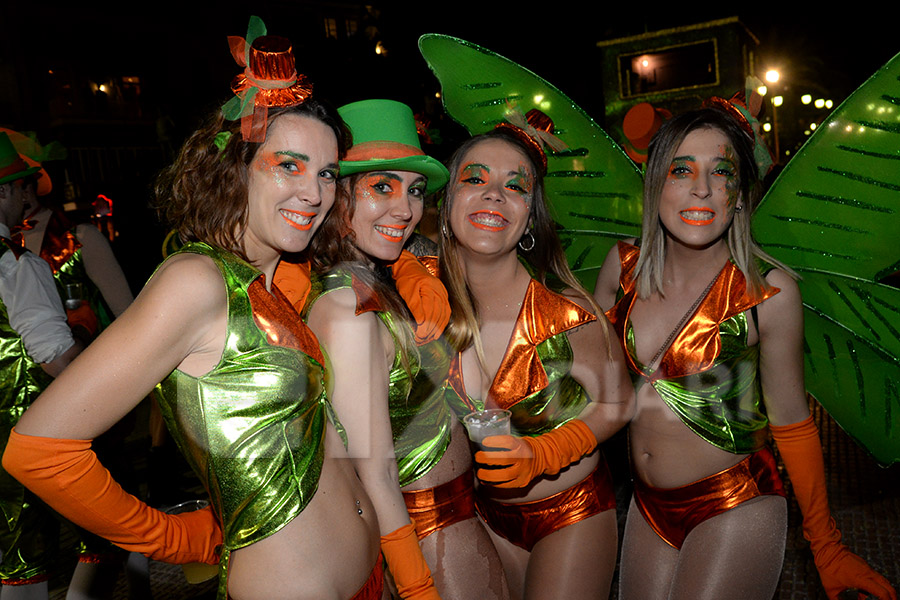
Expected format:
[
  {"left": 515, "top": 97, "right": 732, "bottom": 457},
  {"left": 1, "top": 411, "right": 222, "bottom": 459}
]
[{"left": 813, "top": 540, "right": 896, "bottom": 600}]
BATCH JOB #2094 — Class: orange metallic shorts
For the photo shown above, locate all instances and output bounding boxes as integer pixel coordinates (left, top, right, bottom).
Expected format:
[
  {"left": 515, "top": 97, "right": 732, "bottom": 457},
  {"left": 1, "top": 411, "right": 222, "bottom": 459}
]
[
  {"left": 633, "top": 447, "right": 785, "bottom": 550},
  {"left": 475, "top": 461, "right": 616, "bottom": 551},
  {"left": 350, "top": 554, "right": 384, "bottom": 600},
  {"left": 403, "top": 470, "right": 476, "bottom": 540}
]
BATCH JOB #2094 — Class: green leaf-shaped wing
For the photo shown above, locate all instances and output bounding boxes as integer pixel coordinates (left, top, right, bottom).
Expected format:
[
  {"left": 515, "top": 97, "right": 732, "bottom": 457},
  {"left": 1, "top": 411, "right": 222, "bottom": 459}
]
[
  {"left": 418, "top": 34, "right": 643, "bottom": 291},
  {"left": 755, "top": 53, "right": 900, "bottom": 465}
]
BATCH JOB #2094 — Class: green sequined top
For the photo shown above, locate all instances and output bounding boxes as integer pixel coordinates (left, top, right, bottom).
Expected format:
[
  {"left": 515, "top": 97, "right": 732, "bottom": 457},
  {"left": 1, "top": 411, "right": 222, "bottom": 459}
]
[
  {"left": 306, "top": 268, "right": 454, "bottom": 487},
  {"left": 443, "top": 277, "right": 597, "bottom": 437},
  {"left": 153, "top": 243, "right": 331, "bottom": 598},
  {"left": 606, "top": 241, "right": 779, "bottom": 454}
]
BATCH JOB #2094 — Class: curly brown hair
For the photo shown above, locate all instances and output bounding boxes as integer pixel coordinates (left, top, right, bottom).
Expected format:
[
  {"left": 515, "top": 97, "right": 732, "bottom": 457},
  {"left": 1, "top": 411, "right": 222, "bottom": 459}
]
[{"left": 155, "top": 99, "right": 349, "bottom": 262}]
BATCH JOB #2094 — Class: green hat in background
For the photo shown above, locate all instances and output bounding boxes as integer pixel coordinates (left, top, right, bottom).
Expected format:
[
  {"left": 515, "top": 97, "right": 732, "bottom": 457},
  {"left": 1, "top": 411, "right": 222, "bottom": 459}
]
[
  {"left": 0, "top": 133, "right": 41, "bottom": 186},
  {"left": 338, "top": 99, "right": 449, "bottom": 194}
]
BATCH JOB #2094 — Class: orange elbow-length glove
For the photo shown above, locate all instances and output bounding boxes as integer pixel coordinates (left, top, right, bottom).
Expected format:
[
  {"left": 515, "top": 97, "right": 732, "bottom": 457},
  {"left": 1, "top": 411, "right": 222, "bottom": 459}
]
[
  {"left": 771, "top": 416, "right": 896, "bottom": 600},
  {"left": 475, "top": 418, "right": 597, "bottom": 488},
  {"left": 2, "top": 429, "right": 221, "bottom": 565},
  {"left": 390, "top": 250, "right": 449, "bottom": 345},
  {"left": 380, "top": 522, "right": 441, "bottom": 599}
]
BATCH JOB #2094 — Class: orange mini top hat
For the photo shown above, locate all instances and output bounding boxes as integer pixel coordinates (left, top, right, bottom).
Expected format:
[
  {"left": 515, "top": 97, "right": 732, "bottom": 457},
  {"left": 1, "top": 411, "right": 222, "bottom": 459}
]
[
  {"left": 622, "top": 102, "right": 671, "bottom": 165},
  {"left": 221, "top": 16, "right": 313, "bottom": 142},
  {"left": 494, "top": 102, "right": 567, "bottom": 175},
  {"left": 0, "top": 133, "right": 41, "bottom": 186}
]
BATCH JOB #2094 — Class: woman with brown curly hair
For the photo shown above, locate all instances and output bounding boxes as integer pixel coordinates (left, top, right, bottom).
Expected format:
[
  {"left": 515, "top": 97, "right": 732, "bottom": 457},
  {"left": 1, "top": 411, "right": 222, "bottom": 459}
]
[
  {"left": 3, "top": 21, "right": 384, "bottom": 600},
  {"left": 437, "top": 118, "right": 633, "bottom": 600}
]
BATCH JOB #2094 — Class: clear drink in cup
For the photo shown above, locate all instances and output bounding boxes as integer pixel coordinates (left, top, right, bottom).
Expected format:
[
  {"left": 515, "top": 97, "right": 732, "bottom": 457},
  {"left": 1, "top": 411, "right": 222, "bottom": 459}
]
[
  {"left": 165, "top": 499, "right": 219, "bottom": 584},
  {"left": 463, "top": 409, "right": 512, "bottom": 446}
]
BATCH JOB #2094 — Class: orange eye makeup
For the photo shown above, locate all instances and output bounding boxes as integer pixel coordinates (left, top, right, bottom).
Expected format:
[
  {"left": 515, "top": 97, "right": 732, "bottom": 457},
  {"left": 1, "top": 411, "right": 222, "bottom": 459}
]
[
  {"left": 357, "top": 172, "right": 404, "bottom": 202},
  {"left": 668, "top": 156, "right": 697, "bottom": 180},
  {"left": 458, "top": 163, "right": 489, "bottom": 185}
]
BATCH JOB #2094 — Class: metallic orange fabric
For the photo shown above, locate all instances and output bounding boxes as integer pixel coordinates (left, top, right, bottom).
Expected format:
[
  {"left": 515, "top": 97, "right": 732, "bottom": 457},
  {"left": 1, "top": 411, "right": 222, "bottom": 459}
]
[
  {"left": 633, "top": 448, "right": 785, "bottom": 549},
  {"left": 489, "top": 280, "right": 595, "bottom": 409},
  {"left": 418, "top": 256, "right": 439, "bottom": 278},
  {"left": 272, "top": 260, "right": 311, "bottom": 313},
  {"left": 350, "top": 555, "right": 384, "bottom": 600},
  {"left": 0, "top": 573, "right": 50, "bottom": 586},
  {"left": 474, "top": 461, "right": 615, "bottom": 551},
  {"left": 351, "top": 274, "right": 385, "bottom": 315},
  {"left": 606, "top": 241, "right": 778, "bottom": 382},
  {"left": 249, "top": 277, "right": 324, "bottom": 365},
  {"left": 403, "top": 470, "right": 476, "bottom": 540},
  {"left": 344, "top": 140, "right": 425, "bottom": 162}
]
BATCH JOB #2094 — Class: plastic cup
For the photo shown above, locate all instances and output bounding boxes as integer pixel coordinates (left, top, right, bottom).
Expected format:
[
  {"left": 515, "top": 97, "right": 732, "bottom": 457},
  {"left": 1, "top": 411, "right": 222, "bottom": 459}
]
[
  {"left": 165, "top": 499, "right": 219, "bottom": 584},
  {"left": 463, "top": 409, "right": 512, "bottom": 446}
]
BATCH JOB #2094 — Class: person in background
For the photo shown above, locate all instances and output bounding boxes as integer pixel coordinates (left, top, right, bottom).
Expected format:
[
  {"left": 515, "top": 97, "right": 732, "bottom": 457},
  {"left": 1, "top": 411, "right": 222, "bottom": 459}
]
[
  {"left": 0, "top": 131, "right": 82, "bottom": 600},
  {"left": 7, "top": 131, "right": 144, "bottom": 600}
]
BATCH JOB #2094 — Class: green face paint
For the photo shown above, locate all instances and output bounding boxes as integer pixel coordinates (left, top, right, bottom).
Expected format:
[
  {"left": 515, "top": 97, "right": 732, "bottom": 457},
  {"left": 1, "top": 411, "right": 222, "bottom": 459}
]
[{"left": 717, "top": 145, "right": 740, "bottom": 207}]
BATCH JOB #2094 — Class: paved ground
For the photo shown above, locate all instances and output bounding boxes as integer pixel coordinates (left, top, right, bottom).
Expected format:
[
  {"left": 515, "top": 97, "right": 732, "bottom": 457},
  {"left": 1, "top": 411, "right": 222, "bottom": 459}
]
[{"left": 46, "top": 400, "right": 898, "bottom": 599}]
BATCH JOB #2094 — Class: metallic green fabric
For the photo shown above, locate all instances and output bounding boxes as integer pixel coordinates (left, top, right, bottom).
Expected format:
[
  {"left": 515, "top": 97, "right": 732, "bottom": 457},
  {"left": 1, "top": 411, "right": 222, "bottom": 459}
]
[
  {"left": 393, "top": 335, "right": 453, "bottom": 486},
  {"left": 444, "top": 279, "right": 592, "bottom": 437},
  {"left": 154, "top": 243, "right": 329, "bottom": 598},
  {"left": 308, "top": 269, "right": 453, "bottom": 487},
  {"left": 0, "top": 242, "right": 55, "bottom": 582},
  {"left": 624, "top": 313, "right": 769, "bottom": 454},
  {"left": 54, "top": 247, "right": 113, "bottom": 330}
]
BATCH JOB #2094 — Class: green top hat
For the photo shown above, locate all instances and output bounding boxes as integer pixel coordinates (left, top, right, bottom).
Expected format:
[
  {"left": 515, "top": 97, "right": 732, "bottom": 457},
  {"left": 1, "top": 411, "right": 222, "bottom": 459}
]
[
  {"left": 338, "top": 99, "right": 449, "bottom": 194},
  {"left": 0, "top": 133, "right": 41, "bottom": 186}
]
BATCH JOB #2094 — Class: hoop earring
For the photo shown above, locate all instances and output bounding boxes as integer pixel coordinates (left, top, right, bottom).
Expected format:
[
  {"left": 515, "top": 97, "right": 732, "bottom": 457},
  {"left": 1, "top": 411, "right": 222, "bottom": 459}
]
[
  {"left": 518, "top": 231, "right": 536, "bottom": 252},
  {"left": 441, "top": 222, "right": 451, "bottom": 239}
]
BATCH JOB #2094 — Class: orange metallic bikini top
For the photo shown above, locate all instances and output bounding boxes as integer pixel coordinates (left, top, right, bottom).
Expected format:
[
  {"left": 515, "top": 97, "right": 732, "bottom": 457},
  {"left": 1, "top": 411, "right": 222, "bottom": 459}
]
[
  {"left": 606, "top": 241, "right": 779, "bottom": 383},
  {"left": 445, "top": 278, "right": 596, "bottom": 436}
]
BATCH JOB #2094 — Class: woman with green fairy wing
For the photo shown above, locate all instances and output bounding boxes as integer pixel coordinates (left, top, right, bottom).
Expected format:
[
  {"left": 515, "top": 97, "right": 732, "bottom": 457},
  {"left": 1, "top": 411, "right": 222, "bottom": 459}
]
[
  {"left": 421, "top": 33, "right": 898, "bottom": 599},
  {"left": 593, "top": 78, "right": 898, "bottom": 600},
  {"left": 421, "top": 35, "right": 634, "bottom": 600}
]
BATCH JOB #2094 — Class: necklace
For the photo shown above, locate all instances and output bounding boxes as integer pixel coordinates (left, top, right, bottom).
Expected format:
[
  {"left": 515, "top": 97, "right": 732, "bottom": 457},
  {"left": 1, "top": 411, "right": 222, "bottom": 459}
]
[{"left": 645, "top": 267, "right": 723, "bottom": 372}]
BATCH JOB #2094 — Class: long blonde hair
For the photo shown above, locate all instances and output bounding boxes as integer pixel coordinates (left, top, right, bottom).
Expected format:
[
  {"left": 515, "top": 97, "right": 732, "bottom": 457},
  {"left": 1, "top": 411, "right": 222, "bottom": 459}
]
[
  {"left": 438, "top": 129, "right": 609, "bottom": 368},
  {"left": 635, "top": 108, "right": 795, "bottom": 299}
]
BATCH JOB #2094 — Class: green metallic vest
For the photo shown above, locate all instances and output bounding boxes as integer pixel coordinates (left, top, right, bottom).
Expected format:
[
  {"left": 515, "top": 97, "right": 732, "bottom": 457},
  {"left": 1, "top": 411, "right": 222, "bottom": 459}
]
[
  {"left": 307, "top": 268, "right": 454, "bottom": 487},
  {"left": 0, "top": 240, "right": 55, "bottom": 571},
  {"left": 154, "top": 243, "right": 330, "bottom": 598}
]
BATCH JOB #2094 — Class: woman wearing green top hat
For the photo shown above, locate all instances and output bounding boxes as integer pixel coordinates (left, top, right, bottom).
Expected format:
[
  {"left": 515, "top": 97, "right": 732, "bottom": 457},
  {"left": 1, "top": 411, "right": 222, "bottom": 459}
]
[
  {"left": 3, "top": 19, "right": 386, "bottom": 600},
  {"left": 295, "top": 99, "right": 509, "bottom": 599}
]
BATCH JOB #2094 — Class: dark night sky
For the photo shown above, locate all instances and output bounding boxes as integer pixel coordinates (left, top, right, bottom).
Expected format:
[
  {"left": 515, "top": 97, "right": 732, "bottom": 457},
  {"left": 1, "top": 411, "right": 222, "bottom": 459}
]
[{"left": 7, "top": 2, "right": 899, "bottom": 133}]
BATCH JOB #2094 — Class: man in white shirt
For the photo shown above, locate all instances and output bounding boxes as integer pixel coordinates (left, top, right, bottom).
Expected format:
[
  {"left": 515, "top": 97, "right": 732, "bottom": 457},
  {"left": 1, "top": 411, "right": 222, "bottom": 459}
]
[{"left": 0, "top": 131, "right": 81, "bottom": 598}]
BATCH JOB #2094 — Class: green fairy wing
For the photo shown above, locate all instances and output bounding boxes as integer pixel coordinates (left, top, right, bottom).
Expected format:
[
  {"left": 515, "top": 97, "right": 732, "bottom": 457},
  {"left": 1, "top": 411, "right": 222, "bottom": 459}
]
[
  {"left": 418, "top": 34, "right": 643, "bottom": 291},
  {"left": 753, "top": 52, "right": 900, "bottom": 465}
]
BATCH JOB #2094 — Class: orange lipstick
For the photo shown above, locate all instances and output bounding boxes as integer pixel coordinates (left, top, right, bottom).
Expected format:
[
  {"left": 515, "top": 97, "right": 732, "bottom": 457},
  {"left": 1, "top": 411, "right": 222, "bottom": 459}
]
[
  {"left": 468, "top": 210, "right": 508, "bottom": 231},
  {"left": 280, "top": 209, "right": 317, "bottom": 231},
  {"left": 679, "top": 207, "right": 716, "bottom": 226}
]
